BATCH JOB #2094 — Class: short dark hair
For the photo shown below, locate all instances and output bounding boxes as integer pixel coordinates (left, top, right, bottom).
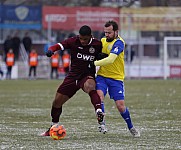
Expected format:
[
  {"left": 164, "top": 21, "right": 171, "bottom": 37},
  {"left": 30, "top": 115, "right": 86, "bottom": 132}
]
[
  {"left": 105, "top": 20, "right": 118, "bottom": 31},
  {"left": 79, "top": 25, "right": 92, "bottom": 36}
]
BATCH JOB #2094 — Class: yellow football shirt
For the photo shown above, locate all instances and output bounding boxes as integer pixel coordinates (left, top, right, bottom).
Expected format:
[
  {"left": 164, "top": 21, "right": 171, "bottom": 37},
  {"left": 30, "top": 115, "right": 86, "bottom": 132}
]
[{"left": 97, "top": 36, "right": 125, "bottom": 81}]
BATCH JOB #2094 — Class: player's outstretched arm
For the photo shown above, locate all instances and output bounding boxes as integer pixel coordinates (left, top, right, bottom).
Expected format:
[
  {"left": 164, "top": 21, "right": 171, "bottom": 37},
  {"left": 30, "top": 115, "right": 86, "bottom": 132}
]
[
  {"left": 46, "top": 43, "right": 63, "bottom": 57},
  {"left": 94, "top": 53, "right": 117, "bottom": 66}
]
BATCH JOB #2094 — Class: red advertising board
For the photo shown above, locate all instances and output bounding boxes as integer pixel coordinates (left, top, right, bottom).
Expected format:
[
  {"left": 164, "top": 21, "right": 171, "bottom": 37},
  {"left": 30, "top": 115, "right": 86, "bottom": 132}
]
[
  {"left": 42, "top": 6, "right": 119, "bottom": 31},
  {"left": 170, "top": 65, "right": 181, "bottom": 78}
]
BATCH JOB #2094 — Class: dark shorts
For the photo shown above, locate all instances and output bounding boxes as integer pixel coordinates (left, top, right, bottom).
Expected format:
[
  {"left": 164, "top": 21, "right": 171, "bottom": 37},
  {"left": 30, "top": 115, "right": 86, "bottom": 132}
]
[{"left": 57, "top": 75, "right": 94, "bottom": 98}]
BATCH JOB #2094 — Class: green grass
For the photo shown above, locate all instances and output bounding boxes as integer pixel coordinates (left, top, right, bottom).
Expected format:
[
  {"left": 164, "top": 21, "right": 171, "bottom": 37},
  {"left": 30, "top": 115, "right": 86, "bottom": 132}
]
[{"left": 0, "top": 79, "right": 181, "bottom": 150}]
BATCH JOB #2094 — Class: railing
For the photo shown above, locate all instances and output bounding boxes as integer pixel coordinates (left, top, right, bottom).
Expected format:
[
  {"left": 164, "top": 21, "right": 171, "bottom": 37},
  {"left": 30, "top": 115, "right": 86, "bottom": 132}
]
[{"left": 19, "top": 43, "right": 28, "bottom": 65}]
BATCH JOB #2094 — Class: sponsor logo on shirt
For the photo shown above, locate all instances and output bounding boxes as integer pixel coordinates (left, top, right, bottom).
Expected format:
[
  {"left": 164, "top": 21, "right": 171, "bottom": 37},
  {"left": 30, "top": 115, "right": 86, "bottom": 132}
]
[{"left": 77, "top": 53, "right": 95, "bottom": 61}]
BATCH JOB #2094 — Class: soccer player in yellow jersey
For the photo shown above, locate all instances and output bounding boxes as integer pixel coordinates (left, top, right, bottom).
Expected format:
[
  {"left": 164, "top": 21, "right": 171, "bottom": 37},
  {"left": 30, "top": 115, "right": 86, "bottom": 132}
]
[{"left": 93, "top": 20, "right": 140, "bottom": 137}]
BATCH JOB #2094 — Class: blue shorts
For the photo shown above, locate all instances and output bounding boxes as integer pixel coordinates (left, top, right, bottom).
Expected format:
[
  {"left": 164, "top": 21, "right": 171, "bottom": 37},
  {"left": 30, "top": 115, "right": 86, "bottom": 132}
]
[{"left": 96, "top": 75, "right": 125, "bottom": 101}]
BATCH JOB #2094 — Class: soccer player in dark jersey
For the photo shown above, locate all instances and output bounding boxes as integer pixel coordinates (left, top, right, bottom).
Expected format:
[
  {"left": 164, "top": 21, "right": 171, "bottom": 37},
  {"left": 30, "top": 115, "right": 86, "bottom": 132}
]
[{"left": 41, "top": 25, "right": 105, "bottom": 136}]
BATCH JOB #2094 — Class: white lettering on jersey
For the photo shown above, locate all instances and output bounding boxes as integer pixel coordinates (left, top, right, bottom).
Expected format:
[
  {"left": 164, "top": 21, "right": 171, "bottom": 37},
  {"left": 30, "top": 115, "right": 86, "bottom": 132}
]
[{"left": 77, "top": 53, "right": 95, "bottom": 61}]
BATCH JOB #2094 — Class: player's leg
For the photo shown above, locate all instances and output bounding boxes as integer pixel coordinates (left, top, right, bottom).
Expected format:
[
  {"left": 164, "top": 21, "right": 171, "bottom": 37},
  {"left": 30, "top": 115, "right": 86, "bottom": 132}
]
[
  {"left": 95, "top": 75, "right": 108, "bottom": 133},
  {"left": 115, "top": 100, "right": 140, "bottom": 137},
  {"left": 97, "top": 90, "right": 105, "bottom": 113},
  {"left": 115, "top": 100, "right": 133, "bottom": 129},
  {"left": 81, "top": 76, "right": 101, "bottom": 110},
  {"left": 41, "top": 77, "right": 78, "bottom": 136},
  {"left": 96, "top": 76, "right": 108, "bottom": 113},
  {"left": 108, "top": 79, "right": 133, "bottom": 128},
  {"left": 41, "top": 92, "right": 69, "bottom": 136},
  {"left": 51, "top": 92, "right": 69, "bottom": 123},
  {"left": 80, "top": 76, "right": 104, "bottom": 126},
  {"left": 97, "top": 89, "right": 107, "bottom": 133},
  {"left": 108, "top": 79, "right": 140, "bottom": 137}
]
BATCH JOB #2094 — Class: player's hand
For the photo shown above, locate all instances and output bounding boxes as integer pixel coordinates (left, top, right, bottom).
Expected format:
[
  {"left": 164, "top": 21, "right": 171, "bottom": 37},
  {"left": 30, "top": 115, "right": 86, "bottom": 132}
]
[
  {"left": 97, "top": 53, "right": 108, "bottom": 60},
  {"left": 46, "top": 50, "right": 54, "bottom": 57}
]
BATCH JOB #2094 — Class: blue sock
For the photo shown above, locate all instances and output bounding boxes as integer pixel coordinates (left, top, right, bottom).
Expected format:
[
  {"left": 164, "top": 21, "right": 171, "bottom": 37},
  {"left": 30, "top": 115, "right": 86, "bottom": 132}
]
[
  {"left": 101, "top": 102, "right": 105, "bottom": 113},
  {"left": 101, "top": 102, "right": 106, "bottom": 125},
  {"left": 120, "top": 107, "right": 133, "bottom": 130}
]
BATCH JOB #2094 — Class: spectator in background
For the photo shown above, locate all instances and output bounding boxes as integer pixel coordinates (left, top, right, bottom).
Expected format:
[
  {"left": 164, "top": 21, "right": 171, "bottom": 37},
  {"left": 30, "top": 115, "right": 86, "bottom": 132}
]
[
  {"left": 62, "top": 50, "right": 70, "bottom": 76},
  {"left": 56, "top": 31, "right": 66, "bottom": 43},
  {"left": 28, "top": 49, "right": 38, "bottom": 80},
  {"left": 0, "top": 56, "right": 4, "bottom": 80},
  {"left": 50, "top": 52, "right": 60, "bottom": 79},
  {"left": 44, "top": 38, "right": 56, "bottom": 55},
  {"left": 99, "top": 31, "right": 105, "bottom": 39},
  {"left": 64, "top": 32, "right": 76, "bottom": 55},
  {"left": 125, "top": 45, "right": 135, "bottom": 63},
  {"left": 5, "top": 49, "right": 15, "bottom": 80},
  {"left": 56, "top": 31, "right": 66, "bottom": 56},
  {"left": 3, "top": 35, "right": 13, "bottom": 56},
  {"left": 22, "top": 32, "right": 32, "bottom": 54},
  {"left": 130, "top": 47, "right": 135, "bottom": 62},
  {"left": 68, "top": 32, "right": 76, "bottom": 38},
  {"left": 0, "top": 67, "right": 3, "bottom": 79},
  {"left": 12, "top": 32, "right": 21, "bottom": 60}
]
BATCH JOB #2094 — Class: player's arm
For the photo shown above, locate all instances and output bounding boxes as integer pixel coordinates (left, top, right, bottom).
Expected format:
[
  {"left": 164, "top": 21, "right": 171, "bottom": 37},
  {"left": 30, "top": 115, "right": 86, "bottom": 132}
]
[
  {"left": 94, "top": 53, "right": 117, "bottom": 66},
  {"left": 46, "top": 43, "right": 64, "bottom": 57},
  {"left": 49, "top": 43, "right": 64, "bottom": 52},
  {"left": 94, "top": 40, "right": 124, "bottom": 66}
]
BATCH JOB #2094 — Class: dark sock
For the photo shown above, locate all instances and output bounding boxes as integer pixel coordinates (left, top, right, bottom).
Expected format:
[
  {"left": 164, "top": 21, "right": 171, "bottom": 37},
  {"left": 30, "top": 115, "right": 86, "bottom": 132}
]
[
  {"left": 89, "top": 90, "right": 101, "bottom": 110},
  {"left": 51, "top": 106, "right": 62, "bottom": 123}
]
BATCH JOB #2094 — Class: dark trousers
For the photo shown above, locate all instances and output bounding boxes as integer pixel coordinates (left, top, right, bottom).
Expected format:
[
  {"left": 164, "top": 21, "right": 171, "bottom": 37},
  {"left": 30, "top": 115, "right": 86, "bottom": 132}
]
[
  {"left": 0, "top": 69, "right": 4, "bottom": 77},
  {"left": 29, "top": 66, "right": 37, "bottom": 77},
  {"left": 6, "top": 66, "right": 12, "bottom": 79},
  {"left": 51, "top": 67, "right": 58, "bottom": 79}
]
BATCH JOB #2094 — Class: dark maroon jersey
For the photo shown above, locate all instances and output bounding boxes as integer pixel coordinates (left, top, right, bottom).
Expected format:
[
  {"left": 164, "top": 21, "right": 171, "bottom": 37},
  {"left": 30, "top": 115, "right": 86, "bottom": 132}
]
[{"left": 59, "top": 36, "right": 102, "bottom": 79}]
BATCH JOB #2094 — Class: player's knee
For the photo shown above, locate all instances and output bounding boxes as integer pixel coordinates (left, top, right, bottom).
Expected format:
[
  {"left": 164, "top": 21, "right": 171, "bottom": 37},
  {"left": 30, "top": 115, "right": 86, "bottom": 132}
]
[
  {"left": 84, "top": 85, "right": 95, "bottom": 93},
  {"left": 118, "top": 106, "right": 126, "bottom": 113},
  {"left": 84, "top": 80, "right": 96, "bottom": 93},
  {"left": 116, "top": 101, "right": 125, "bottom": 113}
]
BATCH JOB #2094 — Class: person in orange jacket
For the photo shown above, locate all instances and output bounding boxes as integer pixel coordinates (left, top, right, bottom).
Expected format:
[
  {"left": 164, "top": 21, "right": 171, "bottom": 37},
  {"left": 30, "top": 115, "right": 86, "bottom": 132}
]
[
  {"left": 28, "top": 49, "right": 38, "bottom": 79},
  {"left": 62, "top": 50, "right": 70, "bottom": 76},
  {"left": 50, "top": 52, "right": 60, "bottom": 79},
  {"left": 5, "top": 49, "right": 15, "bottom": 79}
]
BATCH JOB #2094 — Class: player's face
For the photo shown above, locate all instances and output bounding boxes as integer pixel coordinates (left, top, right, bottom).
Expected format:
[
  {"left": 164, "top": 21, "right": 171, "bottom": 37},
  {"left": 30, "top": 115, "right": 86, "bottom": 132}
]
[
  {"left": 104, "top": 25, "right": 118, "bottom": 42},
  {"left": 79, "top": 35, "right": 92, "bottom": 46}
]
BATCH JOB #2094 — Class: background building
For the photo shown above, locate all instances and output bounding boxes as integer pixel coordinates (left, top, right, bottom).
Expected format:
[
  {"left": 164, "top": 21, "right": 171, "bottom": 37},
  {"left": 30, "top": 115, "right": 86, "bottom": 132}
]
[{"left": 0, "top": 0, "right": 181, "bottom": 79}]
